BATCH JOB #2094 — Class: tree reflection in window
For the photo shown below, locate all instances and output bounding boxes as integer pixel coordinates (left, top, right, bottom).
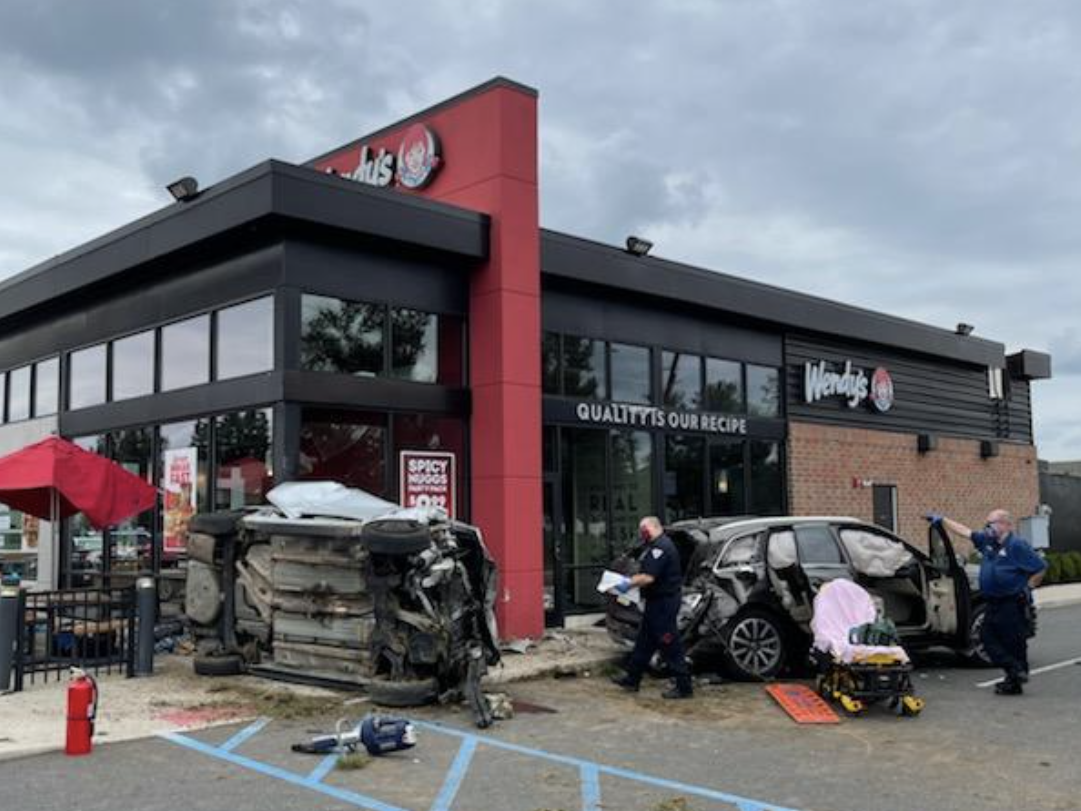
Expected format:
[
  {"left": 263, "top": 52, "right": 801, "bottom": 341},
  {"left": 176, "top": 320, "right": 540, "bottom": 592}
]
[
  {"left": 214, "top": 409, "right": 274, "bottom": 510},
  {"left": 747, "top": 365, "right": 780, "bottom": 418},
  {"left": 563, "top": 337, "right": 605, "bottom": 398},
  {"left": 391, "top": 308, "right": 438, "bottom": 383},
  {"left": 301, "top": 295, "right": 384, "bottom": 376}
]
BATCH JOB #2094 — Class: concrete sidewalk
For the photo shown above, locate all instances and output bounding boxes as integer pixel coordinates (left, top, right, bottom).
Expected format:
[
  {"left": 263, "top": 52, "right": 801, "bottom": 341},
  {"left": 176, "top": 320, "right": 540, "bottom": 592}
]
[
  {"left": 1034, "top": 581, "right": 1081, "bottom": 609},
  {"left": 0, "top": 628, "right": 621, "bottom": 761}
]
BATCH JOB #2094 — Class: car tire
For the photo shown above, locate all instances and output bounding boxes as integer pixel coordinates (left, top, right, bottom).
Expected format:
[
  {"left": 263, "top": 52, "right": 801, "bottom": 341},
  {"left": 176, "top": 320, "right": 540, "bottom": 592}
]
[
  {"left": 360, "top": 521, "right": 432, "bottom": 555},
  {"left": 722, "top": 609, "right": 788, "bottom": 681},
  {"left": 367, "top": 677, "right": 440, "bottom": 707},
  {"left": 185, "top": 560, "right": 222, "bottom": 626},
  {"left": 961, "top": 603, "right": 995, "bottom": 667},
  {"left": 193, "top": 654, "right": 244, "bottom": 677}
]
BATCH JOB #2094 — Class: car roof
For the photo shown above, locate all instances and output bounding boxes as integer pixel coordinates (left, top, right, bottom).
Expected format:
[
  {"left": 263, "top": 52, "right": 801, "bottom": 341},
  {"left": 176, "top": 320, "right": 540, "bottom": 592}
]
[{"left": 695, "top": 515, "right": 867, "bottom": 541}]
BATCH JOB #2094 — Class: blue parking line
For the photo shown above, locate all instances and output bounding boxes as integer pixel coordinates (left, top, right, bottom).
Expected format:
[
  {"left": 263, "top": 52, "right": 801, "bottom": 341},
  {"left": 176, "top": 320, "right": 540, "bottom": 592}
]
[
  {"left": 308, "top": 753, "right": 340, "bottom": 783},
  {"left": 219, "top": 718, "right": 271, "bottom": 753},
  {"left": 413, "top": 720, "right": 807, "bottom": 811},
  {"left": 161, "top": 730, "right": 410, "bottom": 811},
  {"left": 580, "top": 764, "right": 601, "bottom": 811},
  {"left": 429, "top": 735, "right": 477, "bottom": 811}
]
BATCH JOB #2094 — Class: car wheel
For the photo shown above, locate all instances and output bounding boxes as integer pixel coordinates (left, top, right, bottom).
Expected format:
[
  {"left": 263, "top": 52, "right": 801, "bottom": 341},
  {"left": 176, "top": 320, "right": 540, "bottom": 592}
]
[
  {"left": 961, "top": 603, "right": 994, "bottom": 667},
  {"left": 722, "top": 609, "right": 788, "bottom": 681},
  {"left": 367, "top": 677, "right": 440, "bottom": 707},
  {"left": 360, "top": 521, "right": 432, "bottom": 555},
  {"left": 193, "top": 654, "right": 244, "bottom": 677},
  {"left": 185, "top": 560, "right": 222, "bottom": 626}
]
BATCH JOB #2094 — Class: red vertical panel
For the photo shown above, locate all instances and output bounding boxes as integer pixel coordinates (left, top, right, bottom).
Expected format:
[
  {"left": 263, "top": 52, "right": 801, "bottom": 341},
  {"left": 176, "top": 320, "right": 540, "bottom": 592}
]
[{"left": 313, "top": 83, "right": 544, "bottom": 637}]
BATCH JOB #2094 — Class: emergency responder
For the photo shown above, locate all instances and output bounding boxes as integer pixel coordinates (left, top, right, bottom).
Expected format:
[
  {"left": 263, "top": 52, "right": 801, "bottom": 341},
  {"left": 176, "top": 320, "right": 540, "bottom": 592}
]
[
  {"left": 610, "top": 516, "right": 693, "bottom": 699},
  {"left": 928, "top": 509, "right": 1046, "bottom": 695}
]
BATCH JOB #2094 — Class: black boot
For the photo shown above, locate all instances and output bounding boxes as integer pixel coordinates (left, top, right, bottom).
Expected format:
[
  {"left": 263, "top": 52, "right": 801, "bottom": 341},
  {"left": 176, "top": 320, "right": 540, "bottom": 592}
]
[
  {"left": 994, "top": 678, "right": 1023, "bottom": 696},
  {"left": 662, "top": 678, "right": 693, "bottom": 699},
  {"left": 611, "top": 673, "right": 640, "bottom": 693}
]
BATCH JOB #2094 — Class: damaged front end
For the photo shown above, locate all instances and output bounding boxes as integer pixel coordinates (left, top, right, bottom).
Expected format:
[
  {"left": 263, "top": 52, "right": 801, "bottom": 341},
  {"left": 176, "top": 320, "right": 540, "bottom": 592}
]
[{"left": 360, "top": 514, "right": 501, "bottom": 727}]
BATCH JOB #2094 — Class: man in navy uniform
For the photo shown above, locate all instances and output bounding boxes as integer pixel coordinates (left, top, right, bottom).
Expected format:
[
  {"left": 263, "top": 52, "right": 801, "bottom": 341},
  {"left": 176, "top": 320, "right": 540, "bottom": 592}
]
[
  {"left": 929, "top": 509, "right": 1046, "bottom": 695},
  {"left": 610, "top": 516, "right": 693, "bottom": 699}
]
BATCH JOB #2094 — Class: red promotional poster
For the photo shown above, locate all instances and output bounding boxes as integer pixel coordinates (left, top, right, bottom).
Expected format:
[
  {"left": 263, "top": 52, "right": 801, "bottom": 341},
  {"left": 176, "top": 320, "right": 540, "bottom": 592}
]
[
  {"left": 163, "top": 448, "right": 198, "bottom": 554},
  {"left": 399, "top": 451, "right": 456, "bottom": 518}
]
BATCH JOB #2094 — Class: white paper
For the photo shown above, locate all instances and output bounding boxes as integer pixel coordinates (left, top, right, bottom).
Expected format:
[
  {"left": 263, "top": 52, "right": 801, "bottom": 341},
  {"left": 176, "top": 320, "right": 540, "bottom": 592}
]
[{"left": 597, "top": 569, "right": 642, "bottom": 608}]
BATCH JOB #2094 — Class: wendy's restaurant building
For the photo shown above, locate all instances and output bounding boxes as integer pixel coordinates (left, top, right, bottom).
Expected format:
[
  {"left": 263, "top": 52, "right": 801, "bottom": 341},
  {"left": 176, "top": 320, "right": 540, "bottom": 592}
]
[{"left": 0, "top": 77, "right": 1050, "bottom": 637}]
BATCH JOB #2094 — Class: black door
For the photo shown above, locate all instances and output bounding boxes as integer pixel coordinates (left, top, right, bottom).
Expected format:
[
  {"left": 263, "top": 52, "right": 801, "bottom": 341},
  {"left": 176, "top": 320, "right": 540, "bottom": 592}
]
[
  {"left": 872, "top": 484, "right": 897, "bottom": 532},
  {"left": 543, "top": 474, "right": 565, "bottom": 627}
]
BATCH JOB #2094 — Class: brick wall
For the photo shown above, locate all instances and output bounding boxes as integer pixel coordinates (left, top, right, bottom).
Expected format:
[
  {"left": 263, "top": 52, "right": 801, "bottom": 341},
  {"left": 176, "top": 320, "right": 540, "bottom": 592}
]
[{"left": 788, "top": 421, "right": 1040, "bottom": 551}]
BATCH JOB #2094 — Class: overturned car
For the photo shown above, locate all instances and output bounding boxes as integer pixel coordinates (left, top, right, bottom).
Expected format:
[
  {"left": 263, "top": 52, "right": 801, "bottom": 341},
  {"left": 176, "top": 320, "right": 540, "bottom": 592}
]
[
  {"left": 606, "top": 516, "right": 985, "bottom": 680},
  {"left": 184, "top": 483, "right": 501, "bottom": 726}
]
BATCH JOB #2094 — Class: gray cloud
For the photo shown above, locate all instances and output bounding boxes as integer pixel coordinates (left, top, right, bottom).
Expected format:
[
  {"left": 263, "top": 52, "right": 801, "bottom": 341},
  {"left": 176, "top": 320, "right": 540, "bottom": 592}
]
[{"left": 1, "top": 0, "right": 1077, "bottom": 456}]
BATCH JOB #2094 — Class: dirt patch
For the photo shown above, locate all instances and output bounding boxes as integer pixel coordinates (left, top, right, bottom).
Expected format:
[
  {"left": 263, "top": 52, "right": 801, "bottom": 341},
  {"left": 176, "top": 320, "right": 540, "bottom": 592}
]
[{"left": 155, "top": 681, "right": 347, "bottom": 721}]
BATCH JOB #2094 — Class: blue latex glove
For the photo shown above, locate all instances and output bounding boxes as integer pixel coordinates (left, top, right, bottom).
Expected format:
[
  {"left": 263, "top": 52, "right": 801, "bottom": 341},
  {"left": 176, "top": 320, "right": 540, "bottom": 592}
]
[
  {"left": 614, "top": 576, "right": 633, "bottom": 594},
  {"left": 923, "top": 513, "right": 943, "bottom": 527}
]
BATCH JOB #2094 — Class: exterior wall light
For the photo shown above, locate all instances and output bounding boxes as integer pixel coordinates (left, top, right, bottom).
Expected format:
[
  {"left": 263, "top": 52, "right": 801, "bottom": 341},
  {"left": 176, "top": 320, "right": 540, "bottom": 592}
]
[
  {"left": 625, "top": 236, "right": 653, "bottom": 257},
  {"left": 166, "top": 176, "right": 200, "bottom": 202}
]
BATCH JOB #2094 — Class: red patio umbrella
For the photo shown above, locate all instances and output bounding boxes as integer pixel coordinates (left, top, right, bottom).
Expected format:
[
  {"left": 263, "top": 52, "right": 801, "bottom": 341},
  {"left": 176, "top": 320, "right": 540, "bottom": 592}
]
[{"left": 0, "top": 436, "right": 158, "bottom": 529}]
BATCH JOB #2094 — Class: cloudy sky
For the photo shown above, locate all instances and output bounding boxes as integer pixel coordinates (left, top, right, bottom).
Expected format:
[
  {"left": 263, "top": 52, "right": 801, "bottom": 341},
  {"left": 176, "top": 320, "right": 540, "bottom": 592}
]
[{"left": 1, "top": 1, "right": 1078, "bottom": 457}]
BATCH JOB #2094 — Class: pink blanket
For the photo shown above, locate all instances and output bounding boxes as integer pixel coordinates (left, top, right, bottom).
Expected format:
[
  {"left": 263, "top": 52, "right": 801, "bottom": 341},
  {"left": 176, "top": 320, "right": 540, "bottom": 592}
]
[{"left": 811, "top": 578, "right": 909, "bottom": 664}]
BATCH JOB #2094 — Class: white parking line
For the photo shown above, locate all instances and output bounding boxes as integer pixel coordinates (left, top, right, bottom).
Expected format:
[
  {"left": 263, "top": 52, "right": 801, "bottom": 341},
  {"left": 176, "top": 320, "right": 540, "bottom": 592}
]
[{"left": 976, "top": 656, "right": 1081, "bottom": 687}]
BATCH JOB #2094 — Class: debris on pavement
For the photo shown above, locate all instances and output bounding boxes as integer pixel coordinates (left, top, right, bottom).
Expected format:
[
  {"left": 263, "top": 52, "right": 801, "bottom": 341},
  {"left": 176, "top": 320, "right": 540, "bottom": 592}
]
[{"left": 291, "top": 714, "right": 417, "bottom": 756}]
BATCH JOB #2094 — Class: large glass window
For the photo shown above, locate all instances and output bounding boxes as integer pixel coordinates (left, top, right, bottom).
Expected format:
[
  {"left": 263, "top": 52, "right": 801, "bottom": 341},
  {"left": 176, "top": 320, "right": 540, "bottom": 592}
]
[
  {"left": 610, "top": 343, "right": 652, "bottom": 404},
  {"left": 161, "top": 314, "right": 210, "bottom": 391},
  {"left": 214, "top": 408, "right": 274, "bottom": 510},
  {"left": 112, "top": 331, "right": 155, "bottom": 401},
  {"left": 610, "top": 430, "right": 653, "bottom": 546},
  {"left": 299, "top": 409, "right": 387, "bottom": 497},
  {"left": 710, "top": 441, "right": 746, "bottom": 516},
  {"left": 33, "top": 357, "right": 59, "bottom": 417},
  {"left": 160, "top": 419, "right": 210, "bottom": 565},
  {"left": 662, "top": 351, "right": 701, "bottom": 409},
  {"left": 749, "top": 440, "right": 783, "bottom": 515},
  {"left": 217, "top": 296, "right": 274, "bottom": 380},
  {"left": 562, "top": 428, "right": 608, "bottom": 608},
  {"left": 747, "top": 365, "right": 781, "bottom": 418},
  {"left": 111, "top": 427, "right": 155, "bottom": 579},
  {"left": 0, "top": 505, "right": 39, "bottom": 582},
  {"left": 8, "top": 365, "right": 31, "bottom": 420},
  {"left": 69, "top": 347, "right": 107, "bottom": 410},
  {"left": 69, "top": 435, "right": 107, "bottom": 587},
  {"left": 563, "top": 337, "right": 605, "bottom": 399},
  {"left": 705, "top": 358, "right": 743, "bottom": 413},
  {"left": 301, "top": 294, "right": 385, "bottom": 376},
  {"left": 542, "top": 332, "right": 561, "bottom": 394},
  {"left": 664, "top": 434, "right": 706, "bottom": 522},
  {"left": 391, "top": 308, "right": 438, "bottom": 383}
]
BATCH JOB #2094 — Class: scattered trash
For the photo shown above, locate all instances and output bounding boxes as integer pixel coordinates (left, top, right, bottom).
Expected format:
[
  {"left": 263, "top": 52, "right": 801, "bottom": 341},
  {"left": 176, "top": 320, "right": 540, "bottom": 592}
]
[
  {"left": 509, "top": 700, "right": 557, "bottom": 715},
  {"left": 292, "top": 715, "right": 417, "bottom": 757},
  {"left": 485, "top": 693, "right": 514, "bottom": 720},
  {"left": 500, "top": 639, "right": 535, "bottom": 655},
  {"left": 552, "top": 664, "right": 579, "bottom": 679}
]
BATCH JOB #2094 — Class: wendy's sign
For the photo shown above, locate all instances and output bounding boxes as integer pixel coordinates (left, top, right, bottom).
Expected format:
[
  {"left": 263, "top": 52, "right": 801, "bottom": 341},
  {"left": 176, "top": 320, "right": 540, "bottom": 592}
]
[
  {"left": 803, "top": 360, "right": 894, "bottom": 412},
  {"left": 326, "top": 123, "right": 442, "bottom": 190}
]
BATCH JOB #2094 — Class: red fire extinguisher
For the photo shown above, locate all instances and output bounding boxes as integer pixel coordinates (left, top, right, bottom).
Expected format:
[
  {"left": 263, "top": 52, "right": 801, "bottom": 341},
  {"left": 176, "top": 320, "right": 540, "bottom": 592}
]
[{"left": 66, "top": 668, "right": 98, "bottom": 756}]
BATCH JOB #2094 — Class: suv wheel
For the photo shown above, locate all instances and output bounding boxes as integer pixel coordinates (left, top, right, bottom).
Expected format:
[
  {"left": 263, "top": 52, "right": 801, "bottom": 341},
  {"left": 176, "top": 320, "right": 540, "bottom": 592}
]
[
  {"left": 961, "top": 603, "right": 994, "bottom": 667},
  {"left": 722, "top": 609, "right": 787, "bottom": 680}
]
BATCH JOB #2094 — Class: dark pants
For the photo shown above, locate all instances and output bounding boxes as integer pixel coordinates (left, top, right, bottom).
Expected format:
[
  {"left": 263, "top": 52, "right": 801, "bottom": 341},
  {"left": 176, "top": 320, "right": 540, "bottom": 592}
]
[
  {"left": 982, "top": 596, "right": 1030, "bottom": 683},
  {"left": 627, "top": 594, "right": 692, "bottom": 693}
]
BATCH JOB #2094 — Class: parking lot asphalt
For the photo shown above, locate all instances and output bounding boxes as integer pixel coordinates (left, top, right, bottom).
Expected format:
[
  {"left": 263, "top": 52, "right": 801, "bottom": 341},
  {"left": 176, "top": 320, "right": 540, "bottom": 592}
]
[{"left": 6, "top": 603, "right": 1081, "bottom": 811}]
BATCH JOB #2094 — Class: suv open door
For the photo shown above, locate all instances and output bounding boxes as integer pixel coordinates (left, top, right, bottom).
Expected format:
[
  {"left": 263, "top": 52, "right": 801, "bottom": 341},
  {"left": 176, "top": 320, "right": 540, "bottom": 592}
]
[{"left": 926, "top": 522, "right": 972, "bottom": 647}]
